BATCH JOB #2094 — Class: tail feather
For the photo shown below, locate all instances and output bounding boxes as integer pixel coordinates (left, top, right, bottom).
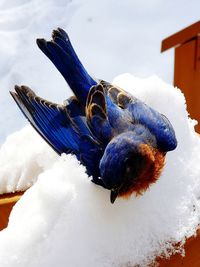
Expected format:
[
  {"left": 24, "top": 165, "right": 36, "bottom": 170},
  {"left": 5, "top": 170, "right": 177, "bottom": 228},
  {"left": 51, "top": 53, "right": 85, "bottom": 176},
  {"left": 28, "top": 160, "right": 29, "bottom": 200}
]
[{"left": 37, "top": 28, "right": 97, "bottom": 105}]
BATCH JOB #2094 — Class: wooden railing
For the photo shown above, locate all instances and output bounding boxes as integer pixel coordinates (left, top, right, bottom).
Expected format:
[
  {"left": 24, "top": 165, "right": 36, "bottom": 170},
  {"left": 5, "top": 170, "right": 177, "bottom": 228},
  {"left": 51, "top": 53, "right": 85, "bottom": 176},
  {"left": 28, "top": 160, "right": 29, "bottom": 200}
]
[
  {"left": 161, "top": 21, "right": 200, "bottom": 133},
  {"left": 0, "top": 192, "right": 24, "bottom": 230}
]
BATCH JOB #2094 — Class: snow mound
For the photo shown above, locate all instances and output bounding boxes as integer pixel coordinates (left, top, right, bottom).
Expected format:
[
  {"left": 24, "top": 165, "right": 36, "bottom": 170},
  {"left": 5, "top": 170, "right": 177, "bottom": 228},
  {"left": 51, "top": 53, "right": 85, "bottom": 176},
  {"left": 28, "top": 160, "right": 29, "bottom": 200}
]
[
  {"left": 0, "top": 126, "right": 58, "bottom": 194},
  {"left": 0, "top": 74, "right": 200, "bottom": 267}
]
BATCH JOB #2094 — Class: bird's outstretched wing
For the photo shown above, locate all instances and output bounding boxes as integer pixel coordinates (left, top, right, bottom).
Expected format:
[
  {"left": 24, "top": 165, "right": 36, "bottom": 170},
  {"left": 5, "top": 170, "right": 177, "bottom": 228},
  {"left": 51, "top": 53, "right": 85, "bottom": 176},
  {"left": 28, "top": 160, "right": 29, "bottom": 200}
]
[
  {"left": 10, "top": 86, "right": 83, "bottom": 154},
  {"left": 10, "top": 86, "right": 105, "bottom": 183},
  {"left": 100, "top": 80, "right": 177, "bottom": 152}
]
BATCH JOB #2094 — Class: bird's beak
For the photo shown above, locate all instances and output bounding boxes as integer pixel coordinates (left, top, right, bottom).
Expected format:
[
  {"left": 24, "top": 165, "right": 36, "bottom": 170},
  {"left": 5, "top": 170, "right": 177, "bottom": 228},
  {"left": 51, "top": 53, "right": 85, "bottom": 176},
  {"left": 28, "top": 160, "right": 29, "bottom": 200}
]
[{"left": 110, "top": 189, "right": 118, "bottom": 204}]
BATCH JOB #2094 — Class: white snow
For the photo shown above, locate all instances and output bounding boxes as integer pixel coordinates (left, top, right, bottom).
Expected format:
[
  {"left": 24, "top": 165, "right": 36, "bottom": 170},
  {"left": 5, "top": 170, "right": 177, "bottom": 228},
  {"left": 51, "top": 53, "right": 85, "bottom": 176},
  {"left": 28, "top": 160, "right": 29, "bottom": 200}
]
[
  {"left": 0, "top": 74, "right": 200, "bottom": 267},
  {"left": 0, "top": 126, "right": 58, "bottom": 194}
]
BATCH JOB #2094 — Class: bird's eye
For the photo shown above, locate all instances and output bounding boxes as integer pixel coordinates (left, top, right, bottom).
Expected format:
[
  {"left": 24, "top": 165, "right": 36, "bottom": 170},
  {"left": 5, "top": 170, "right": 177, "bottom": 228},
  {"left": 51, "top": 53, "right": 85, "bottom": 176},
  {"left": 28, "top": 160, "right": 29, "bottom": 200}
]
[
  {"left": 125, "top": 165, "right": 131, "bottom": 174},
  {"left": 124, "top": 158, "right": 133, "bottom": 175}
]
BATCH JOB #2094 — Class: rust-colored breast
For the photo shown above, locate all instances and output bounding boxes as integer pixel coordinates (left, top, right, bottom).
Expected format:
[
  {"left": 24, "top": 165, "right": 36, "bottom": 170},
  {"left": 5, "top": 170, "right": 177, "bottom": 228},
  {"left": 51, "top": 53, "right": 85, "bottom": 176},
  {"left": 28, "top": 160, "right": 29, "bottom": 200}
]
[{"left": 120, "top": 144, "right": 165, "bottom": 198}]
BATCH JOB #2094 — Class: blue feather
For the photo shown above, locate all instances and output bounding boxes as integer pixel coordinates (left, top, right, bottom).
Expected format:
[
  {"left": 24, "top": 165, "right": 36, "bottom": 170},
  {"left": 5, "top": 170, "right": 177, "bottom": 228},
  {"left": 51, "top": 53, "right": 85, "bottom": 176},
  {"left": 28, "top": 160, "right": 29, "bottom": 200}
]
[
  {"left": 10, "top": 85, "right": 105, "bottom": 183},
  {"left": 36, "top": 28, "right": 96, "bottom": 105},
  {"left": 127, "top": 101, "right": 177, "bottom": 151},
  {"left": 11, "top": 86, "right": 81, "bottom": 154}
]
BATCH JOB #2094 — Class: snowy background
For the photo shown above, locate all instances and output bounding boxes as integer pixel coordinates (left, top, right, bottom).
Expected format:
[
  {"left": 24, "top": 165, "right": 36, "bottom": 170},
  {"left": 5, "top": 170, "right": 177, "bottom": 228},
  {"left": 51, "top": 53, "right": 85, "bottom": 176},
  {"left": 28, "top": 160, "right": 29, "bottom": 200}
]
[
  {"left": 0, "top": 1, "right": 200, "bottom": 267},
  {"left": 0, "top": 0, "right": 200, "bottom": 143}
]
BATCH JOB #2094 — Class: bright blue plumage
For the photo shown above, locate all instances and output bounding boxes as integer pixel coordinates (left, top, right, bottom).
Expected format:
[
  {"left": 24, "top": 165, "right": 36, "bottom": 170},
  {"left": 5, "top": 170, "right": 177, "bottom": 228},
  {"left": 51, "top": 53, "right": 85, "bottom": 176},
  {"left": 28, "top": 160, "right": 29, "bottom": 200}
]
[
  {"left": 10, "top": 28, "right": 177, "bottom": 203},
  {"left": 36, "top": 28, "right": 96, "bottom": 105}
]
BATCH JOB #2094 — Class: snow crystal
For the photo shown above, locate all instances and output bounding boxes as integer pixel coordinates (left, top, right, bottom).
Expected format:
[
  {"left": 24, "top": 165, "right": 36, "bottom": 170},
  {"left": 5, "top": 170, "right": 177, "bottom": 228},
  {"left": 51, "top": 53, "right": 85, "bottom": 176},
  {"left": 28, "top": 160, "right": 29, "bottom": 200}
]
[{"left": 0, "top": 74, "right": 200, "bottom": 267}]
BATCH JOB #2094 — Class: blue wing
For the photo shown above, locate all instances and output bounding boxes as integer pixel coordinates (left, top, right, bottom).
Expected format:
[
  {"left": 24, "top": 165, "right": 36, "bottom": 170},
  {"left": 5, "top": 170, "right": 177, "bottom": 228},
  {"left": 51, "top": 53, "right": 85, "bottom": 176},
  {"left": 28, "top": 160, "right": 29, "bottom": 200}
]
[
  {"left": 11, "top": 85, "right": 81, "bottom": 154},
  {"left": 86, "top": 84, "right": 113, "bottom": 143},
  {"left": 100, "top": 80, "right": 177, "bottom": 152},
  {"left": 36, "top": 28, "right": 97, "bottom": 105},
  {"left": 10, "top": 86, "right": 105, "bottom": 184},
  {"left": 127, "top": 101, "right": 177, "bottom": 151}
]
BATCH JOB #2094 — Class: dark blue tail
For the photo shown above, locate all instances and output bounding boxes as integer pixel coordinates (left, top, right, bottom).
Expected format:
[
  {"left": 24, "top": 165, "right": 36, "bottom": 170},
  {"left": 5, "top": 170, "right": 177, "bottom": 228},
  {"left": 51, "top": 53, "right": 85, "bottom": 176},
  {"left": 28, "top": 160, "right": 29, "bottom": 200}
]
[{"left": 36, "top": 28, "right": 97, "bottom": 105}]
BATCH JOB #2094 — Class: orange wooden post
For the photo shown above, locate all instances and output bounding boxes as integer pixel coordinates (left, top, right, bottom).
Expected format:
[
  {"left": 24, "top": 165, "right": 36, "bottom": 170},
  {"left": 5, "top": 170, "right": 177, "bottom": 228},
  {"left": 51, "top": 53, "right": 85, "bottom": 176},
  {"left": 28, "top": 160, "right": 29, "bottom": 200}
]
[
  {"left": 161, "top": 21, "right": 200, "bottom": 132},
  {"left": 157, "top": 229, "right": 200, "bottom": 267},
  {"left": 0, "top": 192, "right": 23, "bottom": 230}
]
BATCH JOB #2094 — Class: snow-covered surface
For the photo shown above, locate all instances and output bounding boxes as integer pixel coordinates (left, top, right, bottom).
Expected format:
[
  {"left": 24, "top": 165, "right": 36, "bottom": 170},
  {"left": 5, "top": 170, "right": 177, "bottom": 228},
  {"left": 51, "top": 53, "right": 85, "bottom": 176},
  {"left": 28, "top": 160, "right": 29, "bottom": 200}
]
[
  {"left": 0, "top": 74, "right": 200, "bottom": 267},
  {"left": 0, "top": 0, "right": 200, "bottom": 143},
  {"left": 0, "top": 126, "right": 58, "bottom": 194}
]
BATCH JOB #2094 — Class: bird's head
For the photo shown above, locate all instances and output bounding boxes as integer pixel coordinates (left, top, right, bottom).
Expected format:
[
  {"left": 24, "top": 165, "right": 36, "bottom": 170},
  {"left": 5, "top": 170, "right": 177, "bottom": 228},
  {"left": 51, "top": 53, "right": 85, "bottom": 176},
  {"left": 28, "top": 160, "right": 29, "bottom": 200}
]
[{"left": 99, "top": 131, "right": 165, "bottom": 203}]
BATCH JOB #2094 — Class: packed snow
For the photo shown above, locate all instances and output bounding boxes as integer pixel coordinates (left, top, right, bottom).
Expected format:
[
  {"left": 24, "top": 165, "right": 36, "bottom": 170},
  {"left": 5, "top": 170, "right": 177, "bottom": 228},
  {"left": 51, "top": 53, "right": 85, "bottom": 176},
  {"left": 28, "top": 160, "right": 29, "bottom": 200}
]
[{"left": 0, "top": 74, "right": 200, "bottom": 267}]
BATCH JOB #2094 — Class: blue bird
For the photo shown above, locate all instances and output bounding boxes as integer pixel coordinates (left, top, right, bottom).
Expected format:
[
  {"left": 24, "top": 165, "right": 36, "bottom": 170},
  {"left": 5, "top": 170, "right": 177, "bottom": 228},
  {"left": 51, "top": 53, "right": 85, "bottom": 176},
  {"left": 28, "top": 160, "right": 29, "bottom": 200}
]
[{"left": 10, "top": 28, "right": 177, "bottom": 203}]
